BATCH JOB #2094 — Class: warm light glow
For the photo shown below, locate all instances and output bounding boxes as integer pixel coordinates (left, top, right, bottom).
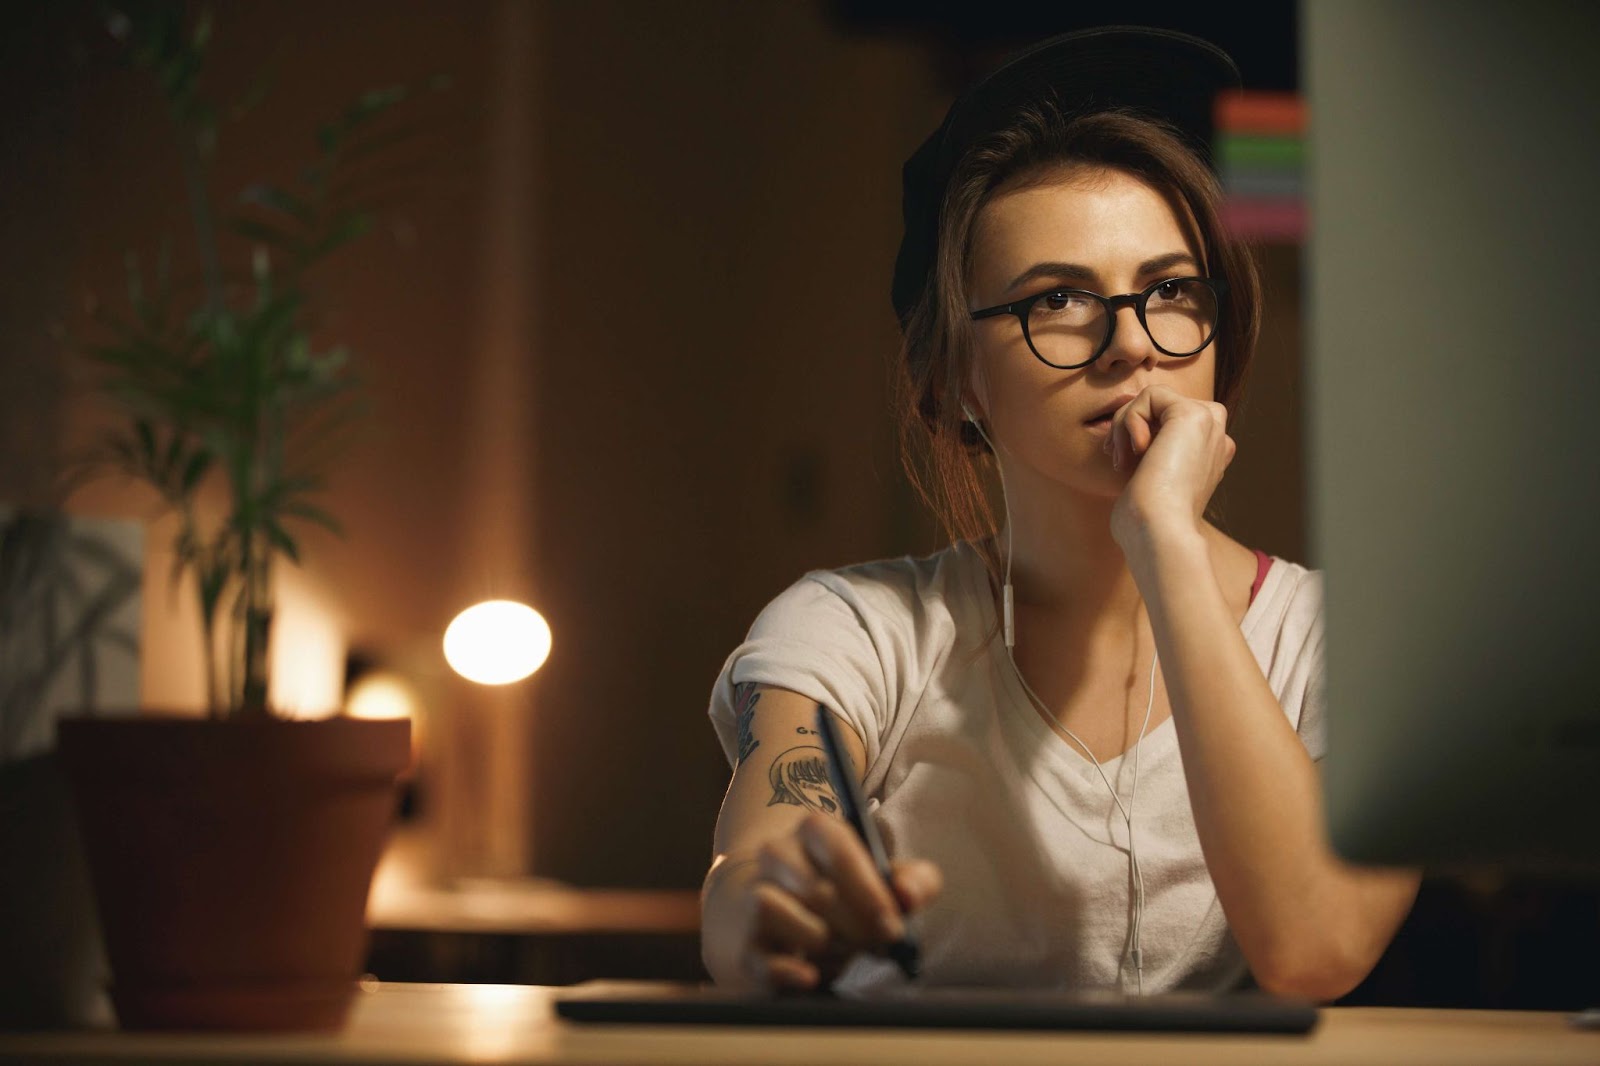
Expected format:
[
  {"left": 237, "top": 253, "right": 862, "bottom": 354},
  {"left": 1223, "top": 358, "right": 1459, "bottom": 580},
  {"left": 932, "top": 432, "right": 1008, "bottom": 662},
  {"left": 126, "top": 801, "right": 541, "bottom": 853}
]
[
  {"left": 346, "top": 672, "right": 420, "bottom": 721},
  {"left": 443, "top": 600, "right": 551, "bottom": 685},
  {"left": 269, "top": 571, "right": 346, "bottom": 718},
  {"left": 456, "top": 984, "right": 530, "bottom": 1059}
]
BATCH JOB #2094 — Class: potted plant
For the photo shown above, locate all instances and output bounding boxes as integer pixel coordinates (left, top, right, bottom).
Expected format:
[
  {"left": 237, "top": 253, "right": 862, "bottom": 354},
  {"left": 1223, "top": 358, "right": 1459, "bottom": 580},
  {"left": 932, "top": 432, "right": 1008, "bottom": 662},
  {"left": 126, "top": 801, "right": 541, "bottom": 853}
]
[{"left": 53, "top": 3, "right": 431, "bottom": 1032}]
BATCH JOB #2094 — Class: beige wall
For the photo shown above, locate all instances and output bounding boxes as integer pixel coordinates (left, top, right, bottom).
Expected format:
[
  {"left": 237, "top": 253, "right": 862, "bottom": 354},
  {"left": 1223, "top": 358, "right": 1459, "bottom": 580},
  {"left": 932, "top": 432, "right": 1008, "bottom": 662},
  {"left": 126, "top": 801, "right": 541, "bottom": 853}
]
[
  {"left": 1, "top": 1, "right": 492, "bottom": 707},
  {"left": 522, "top": 0, "right": 955, "bottom": 886},
  {"left": 0, "top": 1, "right": 1303, "bottom": 889}
]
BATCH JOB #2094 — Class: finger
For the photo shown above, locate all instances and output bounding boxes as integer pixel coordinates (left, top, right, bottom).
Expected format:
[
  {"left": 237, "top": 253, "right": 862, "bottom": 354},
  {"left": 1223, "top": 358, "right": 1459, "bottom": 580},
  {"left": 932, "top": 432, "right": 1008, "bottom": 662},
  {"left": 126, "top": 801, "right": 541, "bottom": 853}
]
[
  {"left": 1117, "top": 415, "right": 1149, "bottom": 469},
  {"left": 1124, "top": 384, "right": 1191, "bottom": 429},
  {"left": 757, "top": 836, "right": 825, "bottom": 901},
  {"left": 890, "top": 858, "right": 944, "bottom": 912},
  {"left": 759, "top": 824, "right": 877, "bottom": 947},
  {"left": 758, "top": 830, "right": 883, "bottom": 948},
  {"left": 744, "top": 949, "right": 820, "bottom": 992},
  {"left": 1121, "top": 387, "right": 1224, "bottom": 463},
  {"left": 750, "top": 881, "right": 833, "bottom": 957},
  {"left": 1108, "top": 409, "right": 1128, "bottom": 471},
  {"left": 1127, "top": 409, "right": 1154, "bottom": 457},
  {"left": 799, "top": 814, "right": 905, "bottom": 942},
  {"left": 1112, "top": 392, "right": 1155, "bottom": 467},
  {"left": 1223, "top": 434, "right": 1237, "bottom": 466}
]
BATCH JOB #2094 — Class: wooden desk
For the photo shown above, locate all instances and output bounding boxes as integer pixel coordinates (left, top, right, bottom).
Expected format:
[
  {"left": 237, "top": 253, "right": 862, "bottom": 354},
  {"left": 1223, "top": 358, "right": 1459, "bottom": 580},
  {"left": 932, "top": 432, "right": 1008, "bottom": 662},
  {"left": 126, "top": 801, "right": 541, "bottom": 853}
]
[{"left": 1, "top": 982, "right": 1595, "bottom": 1065}]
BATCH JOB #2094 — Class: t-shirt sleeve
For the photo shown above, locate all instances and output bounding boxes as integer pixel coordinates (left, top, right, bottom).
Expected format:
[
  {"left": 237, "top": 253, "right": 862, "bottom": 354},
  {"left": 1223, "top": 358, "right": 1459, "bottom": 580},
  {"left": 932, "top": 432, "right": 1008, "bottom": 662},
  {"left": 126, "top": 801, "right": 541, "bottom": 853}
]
[
  {"left": 707, "top": 573, "right": 892, "bottom": 773},
  {"left": 1297, "top": 621, "right": 1328, "bottom": 762},
  {"left": 1288, "top": 573, "right": 1328, "bottom": 762}
]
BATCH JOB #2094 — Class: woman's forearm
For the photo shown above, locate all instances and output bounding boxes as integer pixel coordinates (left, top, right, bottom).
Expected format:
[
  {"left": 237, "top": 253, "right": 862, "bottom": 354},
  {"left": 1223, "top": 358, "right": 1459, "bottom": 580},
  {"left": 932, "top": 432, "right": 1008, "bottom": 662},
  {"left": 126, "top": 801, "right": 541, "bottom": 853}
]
[{"left": 1125, "top": 526, "right": 1412, "bottom": 1000}]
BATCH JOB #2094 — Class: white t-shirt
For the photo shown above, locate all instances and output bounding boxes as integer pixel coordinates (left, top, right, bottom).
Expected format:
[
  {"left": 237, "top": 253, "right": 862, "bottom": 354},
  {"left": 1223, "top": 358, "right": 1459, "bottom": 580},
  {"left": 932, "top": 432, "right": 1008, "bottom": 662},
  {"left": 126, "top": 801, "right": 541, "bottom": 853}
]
[{"left": 707, "top": 539, "right": 1326, "bottom": 994}]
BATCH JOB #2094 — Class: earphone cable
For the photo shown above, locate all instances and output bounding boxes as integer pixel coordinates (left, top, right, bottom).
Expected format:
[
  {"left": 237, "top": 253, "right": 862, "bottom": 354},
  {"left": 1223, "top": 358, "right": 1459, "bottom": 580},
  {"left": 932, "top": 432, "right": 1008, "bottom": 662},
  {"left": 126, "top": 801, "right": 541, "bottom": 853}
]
[{"left": 970, "top": 408, "right": 1159, "bottom": 995}]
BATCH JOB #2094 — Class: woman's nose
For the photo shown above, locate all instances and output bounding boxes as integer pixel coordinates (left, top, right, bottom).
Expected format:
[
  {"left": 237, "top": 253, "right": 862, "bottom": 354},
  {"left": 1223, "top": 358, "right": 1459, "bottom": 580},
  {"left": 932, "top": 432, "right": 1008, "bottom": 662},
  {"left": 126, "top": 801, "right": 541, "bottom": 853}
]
[{"left": 1098, "top": 305, "right": 1159, "bottom": 369}]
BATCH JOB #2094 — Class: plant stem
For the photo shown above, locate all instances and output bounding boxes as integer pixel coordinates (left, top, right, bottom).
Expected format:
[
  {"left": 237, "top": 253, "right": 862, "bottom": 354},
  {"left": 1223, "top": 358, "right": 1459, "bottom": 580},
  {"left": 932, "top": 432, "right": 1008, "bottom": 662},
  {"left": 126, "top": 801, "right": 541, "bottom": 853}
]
[
  {"left": 239, "top": 527, "right": 272, "bottom": 718},
  {"left": 187, "top": 514, "right": 222, "bottom": 720},
  {"left": 165, "top": 20, "right": 228, "bottom": 711}
]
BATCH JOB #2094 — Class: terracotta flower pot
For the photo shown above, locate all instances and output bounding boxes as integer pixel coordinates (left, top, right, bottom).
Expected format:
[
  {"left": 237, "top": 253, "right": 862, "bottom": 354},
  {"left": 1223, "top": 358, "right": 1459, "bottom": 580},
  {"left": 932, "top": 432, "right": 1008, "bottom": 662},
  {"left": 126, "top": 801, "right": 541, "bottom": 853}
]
[{"left": 56, "top": 715, "right": 410, "bottom": 1032}]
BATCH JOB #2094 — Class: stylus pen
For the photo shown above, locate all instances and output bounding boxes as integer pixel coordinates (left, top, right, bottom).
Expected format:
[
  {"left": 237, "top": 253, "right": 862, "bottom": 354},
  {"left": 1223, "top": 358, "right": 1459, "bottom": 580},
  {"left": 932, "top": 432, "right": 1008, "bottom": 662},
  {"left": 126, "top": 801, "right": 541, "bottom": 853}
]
[{"left": 814, "top": 706, "right": 921, "bottom": 980}]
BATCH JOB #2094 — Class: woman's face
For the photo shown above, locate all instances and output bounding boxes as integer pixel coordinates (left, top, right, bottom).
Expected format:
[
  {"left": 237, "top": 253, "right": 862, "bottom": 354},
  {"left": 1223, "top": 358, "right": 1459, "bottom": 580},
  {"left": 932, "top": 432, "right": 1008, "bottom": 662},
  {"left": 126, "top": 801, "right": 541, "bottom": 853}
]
[{"left": 966, "top": 164, "right": 1217, "bottom": 499}]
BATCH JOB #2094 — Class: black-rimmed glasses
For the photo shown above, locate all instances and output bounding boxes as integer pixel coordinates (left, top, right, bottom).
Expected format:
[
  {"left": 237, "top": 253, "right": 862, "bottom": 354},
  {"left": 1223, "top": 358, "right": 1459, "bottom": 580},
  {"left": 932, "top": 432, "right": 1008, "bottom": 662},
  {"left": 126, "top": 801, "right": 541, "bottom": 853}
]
[{"left": 969, "top": 276, "right": 1229, "bottom": 370}]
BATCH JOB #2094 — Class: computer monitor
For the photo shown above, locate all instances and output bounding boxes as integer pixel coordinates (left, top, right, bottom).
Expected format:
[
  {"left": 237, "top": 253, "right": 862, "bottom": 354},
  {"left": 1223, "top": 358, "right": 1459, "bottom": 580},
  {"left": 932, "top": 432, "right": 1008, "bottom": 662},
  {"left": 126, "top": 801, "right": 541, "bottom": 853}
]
[{"left": 1305, "top": 0, "right": 1600, "bottom": 872}]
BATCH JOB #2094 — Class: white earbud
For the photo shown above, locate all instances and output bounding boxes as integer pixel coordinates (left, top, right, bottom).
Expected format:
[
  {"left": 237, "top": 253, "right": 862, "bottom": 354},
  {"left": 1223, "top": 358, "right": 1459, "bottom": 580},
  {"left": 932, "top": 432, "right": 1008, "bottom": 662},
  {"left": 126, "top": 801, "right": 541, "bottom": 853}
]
[{"left": 960, "top": 405, "right": 1013, "bottom": 648}]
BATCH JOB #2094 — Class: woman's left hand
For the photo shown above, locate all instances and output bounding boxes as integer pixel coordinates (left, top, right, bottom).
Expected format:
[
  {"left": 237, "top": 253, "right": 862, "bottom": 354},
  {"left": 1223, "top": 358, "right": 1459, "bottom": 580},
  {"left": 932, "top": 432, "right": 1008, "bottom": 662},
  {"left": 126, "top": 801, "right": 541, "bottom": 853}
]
[{"left": 1105, "top": 384, "right": 1237, "bottom": 548}]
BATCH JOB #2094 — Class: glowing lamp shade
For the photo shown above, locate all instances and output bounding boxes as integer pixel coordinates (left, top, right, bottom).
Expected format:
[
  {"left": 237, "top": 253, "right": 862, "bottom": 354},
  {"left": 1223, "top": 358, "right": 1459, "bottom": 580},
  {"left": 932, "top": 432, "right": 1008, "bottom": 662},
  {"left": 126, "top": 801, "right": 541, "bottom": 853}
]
[
  {"left": 443, "top": 600, "right": 551, "bottom": 685},
  {"left": 346, "top": 672, "right": 420, "bottom": 721}
]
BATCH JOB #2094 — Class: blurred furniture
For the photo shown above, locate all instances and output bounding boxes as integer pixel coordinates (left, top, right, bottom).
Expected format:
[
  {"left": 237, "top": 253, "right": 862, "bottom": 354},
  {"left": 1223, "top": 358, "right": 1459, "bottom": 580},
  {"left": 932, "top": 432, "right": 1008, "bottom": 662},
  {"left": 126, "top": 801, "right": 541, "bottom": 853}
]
[
  {"left": 0, "top": 509, "right": 140, "bottom": 1031},
  {"left": 1338, "top": 875, "right": 1600, "bottom": 1012},
  {"left": 2, "top": 981, "right": 1596, "bottom": 1064},
  {"left": 364, "top": 831, "right": 703, "bottom": 985}
]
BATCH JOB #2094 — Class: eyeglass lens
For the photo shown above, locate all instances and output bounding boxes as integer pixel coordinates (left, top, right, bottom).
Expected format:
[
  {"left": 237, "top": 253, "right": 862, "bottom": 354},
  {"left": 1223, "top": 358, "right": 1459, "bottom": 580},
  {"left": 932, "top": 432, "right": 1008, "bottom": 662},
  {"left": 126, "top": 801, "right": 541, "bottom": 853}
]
[{"left": 1027, "top": 279, "right": 1218, "bottom": 366}]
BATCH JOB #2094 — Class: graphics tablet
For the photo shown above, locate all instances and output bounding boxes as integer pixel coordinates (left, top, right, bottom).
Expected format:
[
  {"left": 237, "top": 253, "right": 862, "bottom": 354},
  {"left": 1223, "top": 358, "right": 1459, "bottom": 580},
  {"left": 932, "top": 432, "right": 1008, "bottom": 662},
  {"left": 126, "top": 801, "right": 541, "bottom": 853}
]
[{"left": 554, "top": 981, "right": 1319, "bottom": 1034}]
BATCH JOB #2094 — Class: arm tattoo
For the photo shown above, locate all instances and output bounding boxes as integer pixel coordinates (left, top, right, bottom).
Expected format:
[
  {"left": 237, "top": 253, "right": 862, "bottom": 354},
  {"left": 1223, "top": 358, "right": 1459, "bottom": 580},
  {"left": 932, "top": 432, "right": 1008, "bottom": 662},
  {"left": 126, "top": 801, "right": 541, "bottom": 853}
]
[
  {"left": 733, "top": 681, "right": 761, "bottom": 767},
  {"left": 732, "top": 685, "right": 842, "bottom": 816},
  {"left": 766, "top": 746, "right": 840, "bottom": 816}
]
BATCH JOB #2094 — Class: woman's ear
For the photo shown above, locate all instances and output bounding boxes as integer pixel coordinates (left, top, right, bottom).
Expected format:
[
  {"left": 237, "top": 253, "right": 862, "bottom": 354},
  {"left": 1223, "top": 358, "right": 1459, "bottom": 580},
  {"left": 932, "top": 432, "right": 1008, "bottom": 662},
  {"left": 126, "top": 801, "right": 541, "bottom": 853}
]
[
  {"left": 964, "top": 362, "right": 992, "bottom": 426},
  {"left": 959, "top": 395, "right": 996, "bottom": 455}
]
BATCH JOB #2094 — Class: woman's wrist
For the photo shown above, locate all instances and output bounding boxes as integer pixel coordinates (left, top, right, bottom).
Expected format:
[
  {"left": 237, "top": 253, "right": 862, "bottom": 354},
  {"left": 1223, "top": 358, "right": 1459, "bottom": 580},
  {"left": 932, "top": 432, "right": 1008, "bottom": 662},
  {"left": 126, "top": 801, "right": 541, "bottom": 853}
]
[
  {"left": 700, "top": 852, "right": 764, "bottom": 987},
  {"left": 1116, "top": 514, "right": 1210, "bottom": 575},
  {"left": 700, "top": 851, "right": 762, "bottom": 914}
]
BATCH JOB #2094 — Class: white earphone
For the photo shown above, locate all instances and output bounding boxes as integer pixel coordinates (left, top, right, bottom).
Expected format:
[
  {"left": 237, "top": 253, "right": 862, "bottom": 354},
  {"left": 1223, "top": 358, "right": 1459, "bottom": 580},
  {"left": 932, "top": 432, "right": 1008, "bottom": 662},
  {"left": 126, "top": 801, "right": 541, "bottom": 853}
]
[{"left": 961, "top": 398, "right": 1158, "bottom": 995}]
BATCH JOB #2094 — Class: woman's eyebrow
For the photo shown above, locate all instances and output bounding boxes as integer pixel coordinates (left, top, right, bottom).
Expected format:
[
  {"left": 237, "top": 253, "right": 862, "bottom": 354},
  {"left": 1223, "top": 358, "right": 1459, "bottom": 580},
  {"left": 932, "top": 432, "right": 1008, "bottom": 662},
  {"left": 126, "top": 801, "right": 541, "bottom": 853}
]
[{"left": 1002, "top": 251, "right": 1200, "bottom": 294}]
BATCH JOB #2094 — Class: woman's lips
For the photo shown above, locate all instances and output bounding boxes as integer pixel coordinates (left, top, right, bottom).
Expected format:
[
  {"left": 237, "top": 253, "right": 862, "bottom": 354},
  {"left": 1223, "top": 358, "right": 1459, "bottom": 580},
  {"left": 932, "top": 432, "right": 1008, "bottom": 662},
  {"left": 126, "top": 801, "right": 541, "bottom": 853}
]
[
  {"left": 1084, "top": 415, "right": 1114, "bottom": 435},
  {"left": 1085, "top": 393, "right": 1139, "bottom": 424}
]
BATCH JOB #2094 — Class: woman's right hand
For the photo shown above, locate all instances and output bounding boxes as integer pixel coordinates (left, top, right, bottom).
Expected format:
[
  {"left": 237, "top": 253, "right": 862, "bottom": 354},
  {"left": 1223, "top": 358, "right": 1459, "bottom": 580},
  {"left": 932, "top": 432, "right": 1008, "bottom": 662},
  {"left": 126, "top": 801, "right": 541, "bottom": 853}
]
[{"left": 701, "top": 812, "right": 944, "bottom": 992}]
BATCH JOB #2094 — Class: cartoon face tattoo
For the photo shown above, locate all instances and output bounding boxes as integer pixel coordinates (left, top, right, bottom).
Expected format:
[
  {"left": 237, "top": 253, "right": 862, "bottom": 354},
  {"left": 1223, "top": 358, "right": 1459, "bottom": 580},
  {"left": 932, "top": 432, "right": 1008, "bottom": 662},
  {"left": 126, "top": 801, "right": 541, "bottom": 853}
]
[{"left": 767, "top": 746, "right": 840, "bottom": 815}]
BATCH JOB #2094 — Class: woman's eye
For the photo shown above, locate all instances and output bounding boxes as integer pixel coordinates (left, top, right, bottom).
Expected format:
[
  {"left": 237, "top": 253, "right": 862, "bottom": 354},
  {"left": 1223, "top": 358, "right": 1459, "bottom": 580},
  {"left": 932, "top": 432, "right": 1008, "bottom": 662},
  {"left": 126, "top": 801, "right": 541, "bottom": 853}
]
[
  {"left": 1153, "top": 280, "right": 1186, "bottom": 301},
  {"left": 1041, "top": 292, "right": 1085, "bottom": 312}
]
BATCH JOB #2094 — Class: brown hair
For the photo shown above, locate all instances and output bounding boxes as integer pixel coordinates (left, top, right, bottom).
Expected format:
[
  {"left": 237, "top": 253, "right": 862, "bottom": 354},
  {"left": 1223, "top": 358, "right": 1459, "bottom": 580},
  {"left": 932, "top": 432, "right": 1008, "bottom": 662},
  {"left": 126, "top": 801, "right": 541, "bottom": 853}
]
[{"left": 892, "top": 102, "right": 1263, "bottom": 601}]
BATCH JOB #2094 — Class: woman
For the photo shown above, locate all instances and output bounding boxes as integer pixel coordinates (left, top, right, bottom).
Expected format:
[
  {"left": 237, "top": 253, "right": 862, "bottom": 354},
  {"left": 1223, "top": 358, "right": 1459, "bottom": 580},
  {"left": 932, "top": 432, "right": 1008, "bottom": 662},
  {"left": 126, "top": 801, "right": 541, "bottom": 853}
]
[{"left": 699, "top": 26, "right": 1420, "bottom": 1000}]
